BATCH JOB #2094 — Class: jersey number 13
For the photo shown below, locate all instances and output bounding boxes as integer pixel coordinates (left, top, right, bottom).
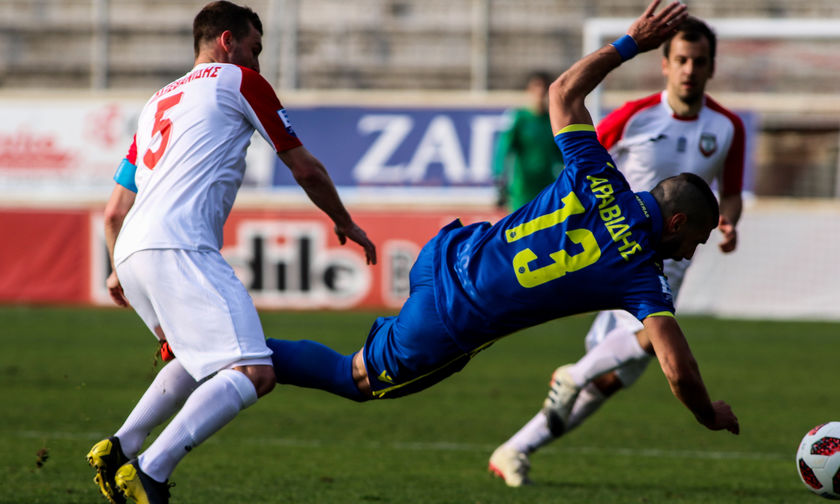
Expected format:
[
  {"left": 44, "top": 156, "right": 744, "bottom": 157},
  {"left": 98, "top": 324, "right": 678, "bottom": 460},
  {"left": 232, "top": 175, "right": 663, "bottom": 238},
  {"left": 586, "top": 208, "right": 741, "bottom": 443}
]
[{"left": 505, "top": 191, "right": 601, "bottom": 288}]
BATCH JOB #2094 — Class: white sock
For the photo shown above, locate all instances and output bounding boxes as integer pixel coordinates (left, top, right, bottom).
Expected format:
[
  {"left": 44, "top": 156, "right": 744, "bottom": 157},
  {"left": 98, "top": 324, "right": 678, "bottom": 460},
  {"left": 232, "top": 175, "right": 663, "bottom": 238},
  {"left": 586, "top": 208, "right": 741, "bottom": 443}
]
[
  {"left": 504, "top": 381, "right": 608, "bottom": 455},
  {"left": 565, "top": 382, "right": 606, "bottom": 432},
  {"left": 506, "top": 411, "right": 554, "bottom": 455},
  {"left": 137, "top": 369, "right": 258, "bottom": 482},
  {"left": 568, "top": 327, "right": 647, "bottom": 386},
  {"left": 115, "top": 359, "right": 198, "bottom": 458}
]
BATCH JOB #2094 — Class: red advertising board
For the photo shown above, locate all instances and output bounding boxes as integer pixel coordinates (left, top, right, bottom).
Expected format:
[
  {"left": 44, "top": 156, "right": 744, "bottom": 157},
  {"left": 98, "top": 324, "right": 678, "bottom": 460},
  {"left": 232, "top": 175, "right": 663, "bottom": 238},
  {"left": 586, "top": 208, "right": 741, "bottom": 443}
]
[
  {"left": 0, "top": 209, "right": 91, "bottom": 303},
  {"left": 0, "top": 206, "right": 504, "bottom": 309}
]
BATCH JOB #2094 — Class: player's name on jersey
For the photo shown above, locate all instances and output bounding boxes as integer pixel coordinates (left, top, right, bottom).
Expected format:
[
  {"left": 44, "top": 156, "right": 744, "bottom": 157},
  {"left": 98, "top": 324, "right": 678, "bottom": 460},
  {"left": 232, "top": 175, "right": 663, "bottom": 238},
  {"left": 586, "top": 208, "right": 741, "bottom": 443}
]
[
  {"left": 588, "top": 172, "right": 641, "bottom": 261},
  {"left": 152, "top": 65, "right": 222, "bottom": 99}
]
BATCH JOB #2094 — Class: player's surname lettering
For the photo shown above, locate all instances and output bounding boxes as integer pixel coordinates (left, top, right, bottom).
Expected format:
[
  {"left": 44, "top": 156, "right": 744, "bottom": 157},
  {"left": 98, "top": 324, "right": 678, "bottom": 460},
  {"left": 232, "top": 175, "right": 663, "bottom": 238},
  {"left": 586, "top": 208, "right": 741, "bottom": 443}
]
[{"left": 587, "top": 170, "right": 642, "bottom": 261}]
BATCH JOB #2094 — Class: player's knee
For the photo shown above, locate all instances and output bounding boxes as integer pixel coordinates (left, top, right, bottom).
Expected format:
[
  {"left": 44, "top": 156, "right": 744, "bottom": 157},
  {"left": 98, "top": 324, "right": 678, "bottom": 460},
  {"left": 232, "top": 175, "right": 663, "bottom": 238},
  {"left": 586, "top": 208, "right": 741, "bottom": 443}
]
[
  {"left": 235, "top": 364, "right": 276, "bottom": 398},
  {"left": 253, "top": 367, "right": 276, "bottom": 397},
  {"left": 351, "top": 351, "right": 373, "bottom": 400},
  {"left": 593, "top": 372, "right": 623, "bottom": 397}
]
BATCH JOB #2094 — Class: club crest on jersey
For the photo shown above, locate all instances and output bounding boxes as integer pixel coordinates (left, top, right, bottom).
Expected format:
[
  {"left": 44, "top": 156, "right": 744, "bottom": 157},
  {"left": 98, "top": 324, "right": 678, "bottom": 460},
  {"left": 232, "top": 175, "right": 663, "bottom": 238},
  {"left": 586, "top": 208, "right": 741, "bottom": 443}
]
[
  {"left": 277, "top": 108, "right": 297, "bottom": 137},
  {"left": 699, "top": 132, "right": 717, "bottom": 157}
]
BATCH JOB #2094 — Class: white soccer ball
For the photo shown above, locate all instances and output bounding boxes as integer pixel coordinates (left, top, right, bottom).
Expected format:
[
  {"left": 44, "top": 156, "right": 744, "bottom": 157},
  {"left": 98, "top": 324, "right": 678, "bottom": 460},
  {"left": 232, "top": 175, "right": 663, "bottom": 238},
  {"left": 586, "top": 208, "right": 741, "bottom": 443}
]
[{"left": 797, "top": 422, "right": 840, "bottom": 499}]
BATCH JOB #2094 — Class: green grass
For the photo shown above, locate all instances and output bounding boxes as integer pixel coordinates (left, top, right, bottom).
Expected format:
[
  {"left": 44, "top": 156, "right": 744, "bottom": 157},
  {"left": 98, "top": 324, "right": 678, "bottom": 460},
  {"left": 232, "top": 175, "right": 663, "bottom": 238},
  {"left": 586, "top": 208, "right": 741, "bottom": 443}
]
[{"left": 0, "top": 305, "right": 835, "bottom": 503}]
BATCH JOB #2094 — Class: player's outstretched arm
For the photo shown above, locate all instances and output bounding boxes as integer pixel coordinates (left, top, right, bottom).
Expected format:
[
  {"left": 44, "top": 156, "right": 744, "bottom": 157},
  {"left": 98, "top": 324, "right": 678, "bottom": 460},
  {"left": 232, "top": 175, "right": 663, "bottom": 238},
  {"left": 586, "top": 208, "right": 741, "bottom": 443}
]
[
  {"left": 103, "top": 184, "right": 136, "bottom": 307},
  {"left": 279, "top": 145, "right": 377, "bottom": 265},
  {"left": 548, "top": 0, "right": 687, "bottom": 134},
  {"left": 643, "top": 315, "right": 739, "bottom": 434}
]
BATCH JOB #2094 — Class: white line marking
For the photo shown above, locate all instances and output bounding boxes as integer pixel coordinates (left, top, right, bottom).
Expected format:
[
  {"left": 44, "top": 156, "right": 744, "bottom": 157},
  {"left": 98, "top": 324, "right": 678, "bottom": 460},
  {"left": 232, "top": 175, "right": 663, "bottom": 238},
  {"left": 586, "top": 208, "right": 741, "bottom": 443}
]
[{"left": 17, "top": 430, "right": 787, "bottom": 462}]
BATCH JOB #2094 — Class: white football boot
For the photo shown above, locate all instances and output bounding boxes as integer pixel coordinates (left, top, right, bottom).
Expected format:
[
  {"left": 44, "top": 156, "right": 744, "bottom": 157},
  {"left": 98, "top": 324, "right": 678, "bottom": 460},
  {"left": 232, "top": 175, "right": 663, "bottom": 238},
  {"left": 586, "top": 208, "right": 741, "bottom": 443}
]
[
  {"left": 541, "top": 364, "right": 581, "bottom": 436},
  {"left": 488, "top": 444, "right": 532, "bottom": 487}
]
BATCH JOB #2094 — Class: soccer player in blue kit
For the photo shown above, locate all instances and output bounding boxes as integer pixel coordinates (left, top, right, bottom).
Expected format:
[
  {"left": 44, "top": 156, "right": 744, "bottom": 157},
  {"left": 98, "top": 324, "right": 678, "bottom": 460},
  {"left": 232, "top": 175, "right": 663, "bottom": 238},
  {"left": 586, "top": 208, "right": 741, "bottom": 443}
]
[{"left": 267, "top": 0, "right": 739, "bottom": 436}]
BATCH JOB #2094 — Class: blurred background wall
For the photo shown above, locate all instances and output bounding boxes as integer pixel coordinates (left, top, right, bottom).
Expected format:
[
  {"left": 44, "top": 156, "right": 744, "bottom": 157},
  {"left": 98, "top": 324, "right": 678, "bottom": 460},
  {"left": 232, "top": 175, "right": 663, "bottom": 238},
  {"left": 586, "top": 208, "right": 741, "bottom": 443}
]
[{"left": 1, "top": 0, "right": 838, "bottom": 317}]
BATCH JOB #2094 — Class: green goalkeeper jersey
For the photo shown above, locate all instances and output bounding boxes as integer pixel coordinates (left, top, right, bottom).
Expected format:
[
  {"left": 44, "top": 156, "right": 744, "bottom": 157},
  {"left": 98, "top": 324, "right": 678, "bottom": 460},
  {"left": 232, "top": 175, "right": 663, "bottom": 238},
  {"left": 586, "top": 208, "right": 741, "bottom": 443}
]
[{"left": 493, "top": 108, "right": 565, "bottom": 211}]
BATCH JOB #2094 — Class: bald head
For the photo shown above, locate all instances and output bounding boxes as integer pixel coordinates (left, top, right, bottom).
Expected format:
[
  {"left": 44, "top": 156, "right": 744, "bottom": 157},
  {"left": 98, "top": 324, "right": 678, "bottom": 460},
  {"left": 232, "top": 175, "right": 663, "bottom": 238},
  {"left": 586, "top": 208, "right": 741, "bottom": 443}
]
[
  {"left": 650, "top": 173, "right": 719, "bottom": 260},
  {"left": 652, "top": 173, "right": 718, "bottom": 228}
]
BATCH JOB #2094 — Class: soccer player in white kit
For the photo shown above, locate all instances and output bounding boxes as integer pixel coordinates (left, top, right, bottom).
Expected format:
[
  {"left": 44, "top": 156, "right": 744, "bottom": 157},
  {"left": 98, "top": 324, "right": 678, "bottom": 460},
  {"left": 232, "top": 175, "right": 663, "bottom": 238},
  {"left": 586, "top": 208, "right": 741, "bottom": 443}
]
[
  {"left": 86, "top": 2, "right": 376, "bottom": 503},
  {"left": 490, "top": 15, "right": 744, "bottom": 487}
]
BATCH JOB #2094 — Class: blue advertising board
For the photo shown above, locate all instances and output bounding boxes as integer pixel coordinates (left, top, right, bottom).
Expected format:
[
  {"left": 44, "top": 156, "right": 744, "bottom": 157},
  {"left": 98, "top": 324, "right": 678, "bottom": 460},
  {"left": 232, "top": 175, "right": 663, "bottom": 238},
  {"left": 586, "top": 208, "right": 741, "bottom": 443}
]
[
  {"left": 273, "top": 106, "right": 509, "bottom": 188},
  {"left": 272, "top": 105, "right": 756, "bottom": 193}
]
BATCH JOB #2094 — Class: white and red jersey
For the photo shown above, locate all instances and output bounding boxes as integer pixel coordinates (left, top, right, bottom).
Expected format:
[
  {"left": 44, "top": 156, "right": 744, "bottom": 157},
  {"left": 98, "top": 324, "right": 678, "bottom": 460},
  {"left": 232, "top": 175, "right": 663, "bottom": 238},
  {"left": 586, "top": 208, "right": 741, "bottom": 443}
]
[
  {"left": 114, "top": 63, "right": 301, "bottom": 265},
  {"left": 596, "top": 90, "right": 744, "bottom": 195}
]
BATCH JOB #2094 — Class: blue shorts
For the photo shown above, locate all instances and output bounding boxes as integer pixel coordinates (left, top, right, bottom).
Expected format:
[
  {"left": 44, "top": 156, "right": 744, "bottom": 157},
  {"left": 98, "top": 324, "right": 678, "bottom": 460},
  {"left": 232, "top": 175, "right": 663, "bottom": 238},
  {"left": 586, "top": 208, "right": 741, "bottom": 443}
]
[{"left": 363, "top": 234, "right": 488, "bottom": 399}]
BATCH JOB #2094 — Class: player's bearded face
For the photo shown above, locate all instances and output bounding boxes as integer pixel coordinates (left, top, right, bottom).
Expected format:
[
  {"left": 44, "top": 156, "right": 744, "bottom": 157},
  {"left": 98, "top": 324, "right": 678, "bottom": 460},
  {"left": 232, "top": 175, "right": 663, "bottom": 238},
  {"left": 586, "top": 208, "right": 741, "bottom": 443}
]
[
  {"left": 659, "top": 219, "right": 712, "bottom": 261},
  {"left": 228, "top": 23, "right": 263, "bottom": 73},
  {"left": 663, "top": 35, "right": 713, "bottom": 106}
]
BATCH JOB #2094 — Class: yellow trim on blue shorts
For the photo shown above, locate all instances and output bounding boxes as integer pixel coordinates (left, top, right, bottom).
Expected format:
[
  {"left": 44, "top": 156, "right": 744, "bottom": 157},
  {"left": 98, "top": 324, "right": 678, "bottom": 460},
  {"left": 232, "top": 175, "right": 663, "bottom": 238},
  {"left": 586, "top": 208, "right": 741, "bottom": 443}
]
[
  {"left": 645, "top": 311, "right": 675, "bottom": 319},
  {"left": 371, "top": 338, "right": 500, "bottom": 399},
  {"left": 554, "top": 124, "right": 596, "bottom": 136}
]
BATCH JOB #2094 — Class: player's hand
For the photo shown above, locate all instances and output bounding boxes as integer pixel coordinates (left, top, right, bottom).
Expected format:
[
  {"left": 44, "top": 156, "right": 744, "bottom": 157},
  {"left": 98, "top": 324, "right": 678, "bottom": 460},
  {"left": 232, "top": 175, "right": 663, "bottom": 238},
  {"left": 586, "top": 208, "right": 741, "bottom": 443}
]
[
  {"left": 627, "top": 0, "right": 689, "bottom": 53},
  {"left": 702, "top": 400, "right": 739, "bottom": 435},
  {"left": 334, "top": 222, "right": 377, "bottom": 265},
  {"left": 106, "top": 271, "right": 130, "bottom": 307},
  {"left": 718, "top": 215, "right": 737, "bottom": 253}
]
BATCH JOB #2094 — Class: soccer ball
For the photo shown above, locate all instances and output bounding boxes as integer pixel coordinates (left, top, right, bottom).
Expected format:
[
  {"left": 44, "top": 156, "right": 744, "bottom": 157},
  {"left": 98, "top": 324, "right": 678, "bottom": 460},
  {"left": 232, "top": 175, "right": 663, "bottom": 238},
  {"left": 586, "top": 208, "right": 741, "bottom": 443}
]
[{"left": 797, "top": 422, "right": 840, "bottom": 499}]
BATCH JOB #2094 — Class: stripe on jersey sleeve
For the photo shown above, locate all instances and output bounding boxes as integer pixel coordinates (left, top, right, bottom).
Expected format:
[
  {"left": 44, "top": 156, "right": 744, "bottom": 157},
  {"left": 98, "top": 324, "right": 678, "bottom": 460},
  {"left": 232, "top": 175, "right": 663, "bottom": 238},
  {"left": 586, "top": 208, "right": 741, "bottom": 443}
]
[
  {"left": 705, "top": 96, "right": 745, "bottom": 196},
  {"left": 554, "top": 124, "right": 595, "bottom": 136},
  {"left": 238, "top": 66, "right": 302, "bottom": 153},
  {"left": 125, "top": 134, "right": 138, "bottom": 164},
  {"left": 596, "top": 92, "right": 662, "bottom": 150}
]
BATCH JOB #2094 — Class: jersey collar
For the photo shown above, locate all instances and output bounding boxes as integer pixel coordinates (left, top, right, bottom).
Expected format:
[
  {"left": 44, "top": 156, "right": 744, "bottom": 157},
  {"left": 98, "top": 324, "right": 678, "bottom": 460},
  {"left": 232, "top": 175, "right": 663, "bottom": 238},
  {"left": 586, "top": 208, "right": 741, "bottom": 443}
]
[{"left": 634, "top": 191, "right": 663, "bottom": 244}]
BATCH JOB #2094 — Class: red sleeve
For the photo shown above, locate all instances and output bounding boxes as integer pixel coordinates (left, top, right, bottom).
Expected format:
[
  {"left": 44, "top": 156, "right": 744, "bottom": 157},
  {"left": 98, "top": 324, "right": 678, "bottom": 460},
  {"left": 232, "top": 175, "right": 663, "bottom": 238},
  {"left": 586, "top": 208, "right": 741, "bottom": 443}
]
[
  {"left": 706, "top": 97, "right": 745, "bottom": 196},
  {"left": 238, "top": 66, "right": 303, "bottom": 153},
  {"left": 125, "top": 135, "right": 138, "bottom": 164},
  {"left": 596, "top": 93, "right": 662, "bottom": 150}
]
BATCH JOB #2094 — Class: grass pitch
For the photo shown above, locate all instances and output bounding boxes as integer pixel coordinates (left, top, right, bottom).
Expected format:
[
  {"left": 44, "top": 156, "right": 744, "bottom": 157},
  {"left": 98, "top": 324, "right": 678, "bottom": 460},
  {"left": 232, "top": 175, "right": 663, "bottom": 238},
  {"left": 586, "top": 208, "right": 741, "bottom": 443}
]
[{"left": 1, "top": 305, "right": 834, "bottom": 503}]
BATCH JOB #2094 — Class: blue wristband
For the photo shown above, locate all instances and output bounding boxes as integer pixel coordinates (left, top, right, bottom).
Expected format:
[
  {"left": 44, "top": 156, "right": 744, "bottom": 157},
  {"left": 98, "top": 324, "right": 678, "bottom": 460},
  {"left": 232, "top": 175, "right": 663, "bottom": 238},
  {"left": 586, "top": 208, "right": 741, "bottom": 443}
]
[
  {"left": 610, "top": 34, "right": 639, "bottom": 61},
  {"left": 113, "top": 158, "right": 138, "bottom": 193}
]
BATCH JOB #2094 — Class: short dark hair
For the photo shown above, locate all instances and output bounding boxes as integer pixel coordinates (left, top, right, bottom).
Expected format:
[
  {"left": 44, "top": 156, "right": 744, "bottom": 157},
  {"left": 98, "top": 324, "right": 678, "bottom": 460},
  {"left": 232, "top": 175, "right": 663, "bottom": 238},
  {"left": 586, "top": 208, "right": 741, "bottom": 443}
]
[
  {"left": 193, "top": 1, "right": 263, "bottom": 57},
  {"left": 663, "top": 16, "right": 716, "bottom": 67},
  {"left": 525, "top": 70, "right": 553, "bottom": 89},
  {"left": 651, "top": 172, "right": 719, "bottom": 229}
]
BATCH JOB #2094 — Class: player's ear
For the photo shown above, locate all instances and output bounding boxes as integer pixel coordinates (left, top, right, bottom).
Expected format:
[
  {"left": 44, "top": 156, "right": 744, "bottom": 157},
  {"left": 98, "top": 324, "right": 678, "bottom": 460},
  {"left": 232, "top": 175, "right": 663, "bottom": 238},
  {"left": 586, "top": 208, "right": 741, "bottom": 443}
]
[
  {"left": 668, "top": 212, "right": 688, "bottom": 234},
  {"left": 219, "top": 30, "right": 235, "bottom": 53}
]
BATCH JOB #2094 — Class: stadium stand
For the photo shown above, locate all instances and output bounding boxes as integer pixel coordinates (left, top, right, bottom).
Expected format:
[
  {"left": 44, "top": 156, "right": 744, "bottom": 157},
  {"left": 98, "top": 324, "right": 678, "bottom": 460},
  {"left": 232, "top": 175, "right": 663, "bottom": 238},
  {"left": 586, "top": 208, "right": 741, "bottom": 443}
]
[
  {"left": 0, "top": 1, "right": 839, "bottom": 317},
  {"left": 2, "top": 0, "right": 840, "bottom": 92}
]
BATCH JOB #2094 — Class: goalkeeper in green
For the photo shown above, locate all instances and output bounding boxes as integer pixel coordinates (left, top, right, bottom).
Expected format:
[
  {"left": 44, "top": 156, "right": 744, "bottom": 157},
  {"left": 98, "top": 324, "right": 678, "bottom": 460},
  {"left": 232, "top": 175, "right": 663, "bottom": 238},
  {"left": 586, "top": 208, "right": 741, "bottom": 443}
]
[{"left": 493, "top": 71, "right": 566, "bottom": 211}]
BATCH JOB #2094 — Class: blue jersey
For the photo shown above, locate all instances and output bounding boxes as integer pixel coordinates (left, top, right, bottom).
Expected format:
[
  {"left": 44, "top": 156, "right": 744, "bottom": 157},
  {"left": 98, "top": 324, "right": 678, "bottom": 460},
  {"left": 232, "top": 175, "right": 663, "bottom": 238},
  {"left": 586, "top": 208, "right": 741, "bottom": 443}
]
[{"left": 432, "top": 125, "right": 674, "bottom": 350}]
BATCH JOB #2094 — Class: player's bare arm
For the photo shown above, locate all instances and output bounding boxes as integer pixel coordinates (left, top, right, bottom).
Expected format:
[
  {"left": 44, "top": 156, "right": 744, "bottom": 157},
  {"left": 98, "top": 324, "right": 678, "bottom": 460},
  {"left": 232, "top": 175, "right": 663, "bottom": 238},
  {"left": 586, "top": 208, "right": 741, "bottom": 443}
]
[
  {"left": 278, "top": 145, "right": 377, "bottom": 265},
  {"left": 718, "top": 193, "right": 742, "bottom": 253},
  {"left": 548, "top": 0, "right": 688, "bottom": 134},
  {"left": 103, "top": 184, "right": 136, "bottom": 307},
  {"left": 643, "top": 315, "right": 739, "bottom": 434}
]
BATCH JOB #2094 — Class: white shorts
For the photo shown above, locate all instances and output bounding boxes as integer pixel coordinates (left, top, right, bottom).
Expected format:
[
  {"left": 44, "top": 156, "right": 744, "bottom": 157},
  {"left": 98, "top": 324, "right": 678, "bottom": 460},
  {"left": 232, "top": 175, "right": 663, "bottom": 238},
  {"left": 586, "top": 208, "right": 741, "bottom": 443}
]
[
  {"left": 116, "top": 248, "right": 272, "bottom": 380},
  {"left": 583, "top": 258, "right": 690, "bottom": 386}
]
